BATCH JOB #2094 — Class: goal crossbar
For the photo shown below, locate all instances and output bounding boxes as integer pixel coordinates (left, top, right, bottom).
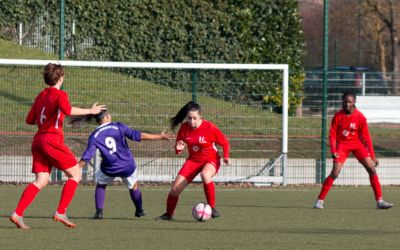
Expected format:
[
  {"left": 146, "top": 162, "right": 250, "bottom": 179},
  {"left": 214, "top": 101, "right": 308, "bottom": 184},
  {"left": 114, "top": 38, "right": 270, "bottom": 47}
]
[{"left": 0, "top": 59, "right": 289, "bottom": 185}]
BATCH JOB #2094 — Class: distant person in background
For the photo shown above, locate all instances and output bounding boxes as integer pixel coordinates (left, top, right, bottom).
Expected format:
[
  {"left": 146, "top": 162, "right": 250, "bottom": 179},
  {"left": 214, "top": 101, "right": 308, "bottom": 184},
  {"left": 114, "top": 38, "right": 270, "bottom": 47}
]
[
  {"left": 10, "top": 63, "right": 106, "bottom": 229},
  {"left": 78, "top": 109, "right": 173, "bottom": 219},
  {"left": 158, "top": 101, "right": 230, "bottom": 220},
  {"left": 314, "top": 92, "right": 393, "bottom": 209}
]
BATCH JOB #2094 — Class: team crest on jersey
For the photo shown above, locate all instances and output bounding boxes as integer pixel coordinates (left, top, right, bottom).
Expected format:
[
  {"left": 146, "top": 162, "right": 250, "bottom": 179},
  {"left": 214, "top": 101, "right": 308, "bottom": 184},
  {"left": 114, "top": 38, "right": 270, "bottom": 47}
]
[
  {"left": 199, "top": 136, "right": 207, "bottom": 143},
  {"left": 342, "top": 130, "right": 350, "bottom": 137},
  {"left": 192, "top": 146, "right": 199, "bottom": 152}
]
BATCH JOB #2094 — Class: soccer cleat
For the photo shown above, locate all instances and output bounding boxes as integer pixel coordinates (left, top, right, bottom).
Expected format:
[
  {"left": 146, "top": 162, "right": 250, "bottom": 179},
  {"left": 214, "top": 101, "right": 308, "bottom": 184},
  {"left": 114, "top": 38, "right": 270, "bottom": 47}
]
[
  {"left": 53, "top": 211, "right": 76, "bottom": 228},
  {"left": 135, "top": 208, "right": 147, "bottom": 218},
  {"left": 211, "top": 208, "right": 220, "bottom": 218},
  {"left": 156, "top": 213, "right": 173, "bottom": 221},
  {"left": 93, "top": 210, "right": 103, "bottom": 220},
  {"left": 10, "top": 212, "right": 29, "bottom": 230},
  {"left": 377, "top": 200, "right": 394, "bottom": 209},
  {"left": 313, "top": 199, "right": 324, "bottom": 209}
]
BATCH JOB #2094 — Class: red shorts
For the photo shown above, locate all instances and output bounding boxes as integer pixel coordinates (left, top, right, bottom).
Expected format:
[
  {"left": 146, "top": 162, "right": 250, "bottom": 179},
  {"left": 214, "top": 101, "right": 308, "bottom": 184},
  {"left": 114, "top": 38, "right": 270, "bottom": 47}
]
[
  {"left": 334, "top": 142, "right": 371, "bottom": 163},
  {"left": 31, "top": 133, "right": 78, "bottom": 173},
  {"left": 178, "top": 156, "right": 221, "bottom": 183}
]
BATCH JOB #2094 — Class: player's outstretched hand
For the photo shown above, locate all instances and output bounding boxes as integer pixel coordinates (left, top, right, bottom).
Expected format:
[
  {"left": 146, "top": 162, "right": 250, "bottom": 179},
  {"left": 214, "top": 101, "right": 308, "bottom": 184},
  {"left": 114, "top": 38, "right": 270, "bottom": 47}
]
[
  {"left": 176, "top": 140, "right": 186, "bottom": 151},
  {"left": 223, "top": 158, "right": 231, "bottom": 166},
  {"left": 160, "top": 129, "right": 175, "bottom": 141},
  {"left": 90, "top": 102, "right": 107, "bottom": 115}
]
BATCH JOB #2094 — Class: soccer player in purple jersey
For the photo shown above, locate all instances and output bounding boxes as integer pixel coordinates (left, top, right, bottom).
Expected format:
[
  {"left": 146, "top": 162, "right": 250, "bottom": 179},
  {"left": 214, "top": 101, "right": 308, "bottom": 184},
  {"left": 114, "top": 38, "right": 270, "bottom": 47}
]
[{"left": 78, "top": 110, "right": 173, "bottom": 219}]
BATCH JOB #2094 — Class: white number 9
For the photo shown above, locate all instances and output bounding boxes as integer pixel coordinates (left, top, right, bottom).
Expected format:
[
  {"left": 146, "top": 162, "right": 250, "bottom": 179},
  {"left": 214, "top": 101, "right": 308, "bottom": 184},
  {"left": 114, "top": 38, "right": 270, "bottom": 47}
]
[{"left": 105, "top": 137, "right": 117, "bottom": 154}]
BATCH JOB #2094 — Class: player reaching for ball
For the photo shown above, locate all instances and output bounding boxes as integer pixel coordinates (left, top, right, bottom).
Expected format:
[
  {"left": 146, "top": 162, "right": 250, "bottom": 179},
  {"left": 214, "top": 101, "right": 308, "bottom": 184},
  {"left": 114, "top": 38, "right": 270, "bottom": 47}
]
[
  {"left": 314, "top": 92, "right": 393, "bottom": 209},
  {"left": 77, "top": 109, "right": 173, "bottom": 219},
  {"left": 158, "top": 101, "right": 230, "bottom": 220},
  {"left": 10, "top": 63, "right": 106, "bottom": 229}
]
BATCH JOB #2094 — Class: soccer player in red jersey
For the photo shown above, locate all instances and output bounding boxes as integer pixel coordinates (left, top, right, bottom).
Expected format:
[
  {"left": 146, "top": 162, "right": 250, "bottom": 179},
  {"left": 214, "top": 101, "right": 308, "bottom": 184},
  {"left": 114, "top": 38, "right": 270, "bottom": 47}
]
[
  {"left": 10, "top": 63, "right": 106, "bottom": 229},
  {"left": 158, "top": 101, "right": 230, "bottom": 220},
  {"left": 314, "top": 92, "right": 393, "bottom": 209}
]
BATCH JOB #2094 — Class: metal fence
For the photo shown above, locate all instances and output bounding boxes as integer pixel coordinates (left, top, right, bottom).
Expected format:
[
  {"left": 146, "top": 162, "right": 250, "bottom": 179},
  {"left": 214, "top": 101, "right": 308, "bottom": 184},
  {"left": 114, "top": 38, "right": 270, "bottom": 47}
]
[
  {"left": 0, "top": 61, "right": 289, "bottom": 185},
  {"left": 0, "top": 62, "right": 399, "bottom": 185}
]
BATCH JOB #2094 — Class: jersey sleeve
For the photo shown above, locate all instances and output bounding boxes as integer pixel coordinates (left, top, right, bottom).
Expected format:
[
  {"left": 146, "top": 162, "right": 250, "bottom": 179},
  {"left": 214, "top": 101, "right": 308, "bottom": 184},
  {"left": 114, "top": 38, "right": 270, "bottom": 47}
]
[
  {"left": 359, "top": 115, "right": 376, "bottom": 159},
  {"left": 175, "top": 125, "right": 185, "bottom": 155},
  {"left": 119, "top": 123, "right": 141, "bottom": 142},
  {"left": 58, "top": 91, "right": 72, "bottom": 116},
  {"left": 211, "top": 123, "right": 230, "bottom": 159},
  {"left": 26, "top": 100, "right": 37, "bottom": 125},
  {"left": 329, "top": 113, "right": 339, "bottom": 155},
  {"left": 80, "top": 135, "right": 97, "bottom": 162}
]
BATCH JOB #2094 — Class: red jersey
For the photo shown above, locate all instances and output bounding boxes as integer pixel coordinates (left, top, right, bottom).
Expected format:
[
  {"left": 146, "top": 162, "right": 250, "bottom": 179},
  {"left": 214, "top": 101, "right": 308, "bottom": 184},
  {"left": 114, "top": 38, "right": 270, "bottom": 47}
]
[
  {"left": 26, "top": 87, "right": 72, "bottom": 136},
  {"left": 329, "top": 108, "right": 375, "bottom": 159},
  {"left": 176, "top": 120, "right": 230, "bottom": 161}
]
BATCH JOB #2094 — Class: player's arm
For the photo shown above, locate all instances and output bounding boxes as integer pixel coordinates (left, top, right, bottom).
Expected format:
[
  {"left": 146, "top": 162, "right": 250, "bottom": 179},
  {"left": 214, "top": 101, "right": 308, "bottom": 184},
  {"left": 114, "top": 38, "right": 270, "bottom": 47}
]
[
  {"left": 212, "top": 125, "right": 231, "bottom": 165},
  {"left": 26, "top": 101, "right": 36, "bottom": 125},
  {"left": 141, "top": 129, "right": 174, "bottom": 141},
  {"left": 360, "top": 118, "right": 377, "bottom": 163},
  {"left": 175, "top": 127, "right": 185, "bottom": 155},
  {"left": 70, "top": 102, "right": 106, "bottom": 116},
  {"left": 79, "top": 136, "right": 97, "bottom": 168},
  {"left": 329, "top": 114, "right": 339, "bottom": 159}
]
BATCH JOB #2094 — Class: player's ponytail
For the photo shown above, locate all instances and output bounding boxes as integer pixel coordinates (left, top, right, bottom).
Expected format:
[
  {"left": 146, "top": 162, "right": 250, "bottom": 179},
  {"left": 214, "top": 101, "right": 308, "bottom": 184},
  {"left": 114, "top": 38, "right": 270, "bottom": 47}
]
[
  {"left": 170, "top": 101, "right": 202, "bottom": 131},
  {"left": 69, "top": 109, "right": 108, "bottom": 127}
]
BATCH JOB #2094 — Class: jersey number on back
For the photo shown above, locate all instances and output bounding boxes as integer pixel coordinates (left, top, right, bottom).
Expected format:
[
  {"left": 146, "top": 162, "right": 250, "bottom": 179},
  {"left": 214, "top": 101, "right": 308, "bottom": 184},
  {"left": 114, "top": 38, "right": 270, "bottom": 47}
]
[{"left": 105, "top": 137, "right": 117, "bottom": 154}]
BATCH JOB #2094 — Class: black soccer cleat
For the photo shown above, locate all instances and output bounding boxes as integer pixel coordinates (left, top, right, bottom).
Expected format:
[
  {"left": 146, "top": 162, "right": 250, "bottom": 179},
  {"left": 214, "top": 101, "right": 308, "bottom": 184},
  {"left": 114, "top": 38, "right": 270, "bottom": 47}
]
[
  {"left": 135, "top": 208, "right": 147, "bottom": 218},
  {"left": 156, "top": 213, "right": 173, "bottom": 221},
  {"left": 93, "top": 210, "right": 103, "bottom": 220},
  {"left": 211, "top": 208, "right": 220, "bottom": 218}
]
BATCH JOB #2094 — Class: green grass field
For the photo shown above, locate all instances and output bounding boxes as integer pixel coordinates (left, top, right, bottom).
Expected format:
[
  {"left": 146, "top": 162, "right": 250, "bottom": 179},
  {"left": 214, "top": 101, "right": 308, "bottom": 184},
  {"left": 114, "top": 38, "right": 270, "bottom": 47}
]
[{"left": 1, "top": 184, "right": 399, "bottom": 249}]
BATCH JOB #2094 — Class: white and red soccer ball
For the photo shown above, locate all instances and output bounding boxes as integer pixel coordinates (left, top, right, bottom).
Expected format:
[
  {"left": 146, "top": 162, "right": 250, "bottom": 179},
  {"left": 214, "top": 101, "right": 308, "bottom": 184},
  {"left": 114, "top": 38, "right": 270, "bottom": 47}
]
[{"left": 192, "top": 202, "right": 212, "bottom": 222}]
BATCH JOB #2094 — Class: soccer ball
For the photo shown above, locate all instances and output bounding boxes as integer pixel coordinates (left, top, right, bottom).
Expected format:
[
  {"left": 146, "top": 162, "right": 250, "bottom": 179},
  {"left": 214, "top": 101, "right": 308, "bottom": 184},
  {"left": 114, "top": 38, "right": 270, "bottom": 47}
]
[{"left": 192, "top": 202, "right": 212, "bottom": 222}]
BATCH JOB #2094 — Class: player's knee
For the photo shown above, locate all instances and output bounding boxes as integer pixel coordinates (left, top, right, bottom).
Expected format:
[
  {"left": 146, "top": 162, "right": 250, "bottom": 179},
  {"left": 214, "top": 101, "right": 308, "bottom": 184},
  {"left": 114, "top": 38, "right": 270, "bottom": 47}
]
[
  {"left": 200, "top": 172, "right": 212, "bottom": 183},
  {"left": 33, "top": 180, "right": 48, "bottom": 189},
  {"left": 329, "top": 173, "right": 338, "bottom": 180}
]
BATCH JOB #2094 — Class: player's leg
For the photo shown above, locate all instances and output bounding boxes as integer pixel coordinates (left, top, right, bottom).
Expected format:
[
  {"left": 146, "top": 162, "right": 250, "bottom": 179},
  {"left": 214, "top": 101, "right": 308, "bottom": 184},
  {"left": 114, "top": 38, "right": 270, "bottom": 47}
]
[
  {"left": 200, "top": 162, "right": 219, "bottom": 218},
  {"left": 158, "top": 160, "right": 200, "bottom": 220},
  {"left": 11, "top": 172, "right": 50, "bottom": 229},
  {"left": 94, "top": 184, "right": 107, "bottom": 219},
  {"left": 122, "top": 170, "right": 146, "bottom": 218},
  {"left": 93, "top": 169, "right": 113, "bottom": 219},
  {"left": 314, "top": 162, "right": 345, "bottom": 209},
  {"left": 158, "top": 175, "right": 189, "bottom": 220},
  {"left": 53, "top": 164, "right": 81, "bottom": 228},
  {"left": 359, "top": 156, "right": 393, "bottom": 209}
]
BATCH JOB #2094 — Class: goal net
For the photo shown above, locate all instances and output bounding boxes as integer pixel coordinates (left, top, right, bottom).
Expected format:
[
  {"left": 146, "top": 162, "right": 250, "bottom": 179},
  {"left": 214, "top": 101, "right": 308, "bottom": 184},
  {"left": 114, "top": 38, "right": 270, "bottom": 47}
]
[{"left": 0, "top": 59, "right": 288, "bottom": 185}]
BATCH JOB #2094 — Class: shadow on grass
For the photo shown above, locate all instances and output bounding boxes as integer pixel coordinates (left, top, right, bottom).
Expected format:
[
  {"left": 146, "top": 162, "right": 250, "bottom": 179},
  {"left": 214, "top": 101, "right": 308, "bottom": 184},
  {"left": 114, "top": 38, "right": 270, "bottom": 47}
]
[{"left": 0, "top": 90, "right": 32, "bottom": 107}]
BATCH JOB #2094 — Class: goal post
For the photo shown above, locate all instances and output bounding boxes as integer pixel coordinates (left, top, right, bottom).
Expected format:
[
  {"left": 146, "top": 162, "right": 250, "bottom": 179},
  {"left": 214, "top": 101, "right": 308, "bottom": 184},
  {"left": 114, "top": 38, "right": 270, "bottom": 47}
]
[{"left": 0, "top": 59, "right": 289, "bottom": 185}]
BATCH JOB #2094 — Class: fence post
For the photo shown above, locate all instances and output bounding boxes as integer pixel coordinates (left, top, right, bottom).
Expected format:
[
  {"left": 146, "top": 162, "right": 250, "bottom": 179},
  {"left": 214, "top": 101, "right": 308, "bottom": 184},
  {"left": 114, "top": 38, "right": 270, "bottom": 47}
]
[
  {"left": 191, "top": 70, "right": 198, "bottom": 102},
  {"left": 362, "top": 72, "right": 366, "bottom": 95}
]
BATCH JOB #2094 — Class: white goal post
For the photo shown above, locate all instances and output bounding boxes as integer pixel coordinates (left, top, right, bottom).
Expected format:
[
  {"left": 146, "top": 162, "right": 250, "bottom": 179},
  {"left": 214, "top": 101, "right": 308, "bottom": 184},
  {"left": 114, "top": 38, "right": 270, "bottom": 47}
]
[{"left": 0, "top": 59, "right": 289, "bottom": 185}]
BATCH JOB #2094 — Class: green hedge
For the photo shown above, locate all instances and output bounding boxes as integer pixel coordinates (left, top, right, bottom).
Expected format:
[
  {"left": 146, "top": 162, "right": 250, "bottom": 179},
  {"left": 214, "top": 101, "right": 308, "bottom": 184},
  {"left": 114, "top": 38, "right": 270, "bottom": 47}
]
[{"left": 0, "top": 0, "right": 305, "bottom": 112}]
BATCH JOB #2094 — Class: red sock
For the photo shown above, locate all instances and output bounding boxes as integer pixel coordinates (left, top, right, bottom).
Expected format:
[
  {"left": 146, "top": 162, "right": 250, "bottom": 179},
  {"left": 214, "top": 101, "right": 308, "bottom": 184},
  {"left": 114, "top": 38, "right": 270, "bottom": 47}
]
[
  {"left": 318, "top": 176, "right": 335, "bottom": 200},
  {"left": 15, "top": 183, "right": 40, "bottom": 216},
  {"left": 369, "top": 174, "right": 382, "bottom": 201},
  {"left": 203, "top": 182, "right": 216, "bottom": 208},
  {"left": 57, "top": 179, "right": 78, "bottom": 214},
  {"left": 166, "top": 194, "right": 179, "bottom": 217}
]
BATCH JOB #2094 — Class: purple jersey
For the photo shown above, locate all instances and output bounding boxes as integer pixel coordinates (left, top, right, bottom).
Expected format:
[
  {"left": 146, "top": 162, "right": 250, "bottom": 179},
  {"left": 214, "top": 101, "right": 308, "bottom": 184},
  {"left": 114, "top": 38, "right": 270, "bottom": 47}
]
[{"left": 81, "top": 122, "right": 141, "bottom": 177}]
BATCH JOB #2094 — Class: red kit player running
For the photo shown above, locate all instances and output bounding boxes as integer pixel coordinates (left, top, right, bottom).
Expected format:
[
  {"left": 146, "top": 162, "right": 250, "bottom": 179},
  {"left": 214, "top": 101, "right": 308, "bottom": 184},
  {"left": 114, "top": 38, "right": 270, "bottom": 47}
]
[
  {"left": 158, "top": 101, "right": 230, "bottom": 220},
  {"left": 314, "top": 92, "right": 393, "bottom": 209},
  {"left": 10, "top": 63, "right": 106, "bottom": 229}
]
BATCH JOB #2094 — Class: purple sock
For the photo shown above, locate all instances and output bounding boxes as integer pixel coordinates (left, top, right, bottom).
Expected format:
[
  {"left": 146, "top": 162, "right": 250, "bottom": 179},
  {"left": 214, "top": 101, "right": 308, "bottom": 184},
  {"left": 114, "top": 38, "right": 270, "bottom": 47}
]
[
  {"left": 95, "top": 184, "right": 107, "bottom": 211},
  {"left": 130, "top": 188, "right": 142, "bottom": 210}
]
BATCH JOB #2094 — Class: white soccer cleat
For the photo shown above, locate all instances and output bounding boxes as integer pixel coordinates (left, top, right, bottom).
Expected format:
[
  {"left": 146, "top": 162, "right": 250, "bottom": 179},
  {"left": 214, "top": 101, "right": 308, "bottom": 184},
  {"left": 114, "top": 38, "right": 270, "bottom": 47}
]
[
  {"left": 377, "top": 200, "right": 394, "bottom": 209},
  {"left": 10, "top": 212, "right": 29, "bottom": 229},
  {"left": 313, "top": 199, "right": 324, "bottom": 209},
  {"left": 53, "top": 211, "right": 76, "bottom": 228}
]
